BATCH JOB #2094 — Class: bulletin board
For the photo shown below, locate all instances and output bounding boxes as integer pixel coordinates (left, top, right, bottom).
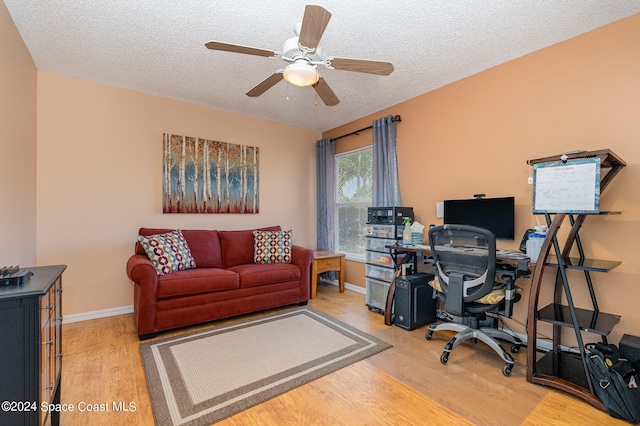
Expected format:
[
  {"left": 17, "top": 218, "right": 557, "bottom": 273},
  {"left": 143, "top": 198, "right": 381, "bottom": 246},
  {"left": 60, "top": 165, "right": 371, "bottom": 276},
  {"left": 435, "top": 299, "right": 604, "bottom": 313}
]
[{"left": 532, "top": 157, "right": 601, "bottom": 214}]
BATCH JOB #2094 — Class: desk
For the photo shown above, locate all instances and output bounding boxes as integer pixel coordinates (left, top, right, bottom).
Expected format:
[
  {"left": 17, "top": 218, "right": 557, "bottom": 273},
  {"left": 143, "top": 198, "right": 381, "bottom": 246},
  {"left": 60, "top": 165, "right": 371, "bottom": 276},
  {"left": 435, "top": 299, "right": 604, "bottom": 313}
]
[
  {"left": 383, "top": 244, "right": 532, "bottom": 326},
  {"left": 311, "top": 250, "right": 345, "bottom": 299},
  {"left": 388, "top": 244, "right": 532, "bottom": 271}
]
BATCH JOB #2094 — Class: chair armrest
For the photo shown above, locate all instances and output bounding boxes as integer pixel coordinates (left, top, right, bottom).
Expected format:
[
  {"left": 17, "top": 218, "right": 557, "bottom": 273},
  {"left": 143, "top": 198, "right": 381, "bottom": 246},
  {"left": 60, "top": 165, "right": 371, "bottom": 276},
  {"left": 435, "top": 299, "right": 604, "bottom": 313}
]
[
  {"left": 291, "top": 245, "right": 314, "bottom": 301},
  {"left": 497, "top": 270, "right": 518, "bottom": 318}
]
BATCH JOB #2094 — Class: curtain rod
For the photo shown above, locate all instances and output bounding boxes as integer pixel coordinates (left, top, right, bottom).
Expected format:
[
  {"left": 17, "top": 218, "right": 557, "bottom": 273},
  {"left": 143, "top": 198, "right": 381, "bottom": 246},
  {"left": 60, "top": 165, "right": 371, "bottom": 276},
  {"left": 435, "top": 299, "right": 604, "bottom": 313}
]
[{"left": 331, "top": 115, "right": 401, "bottom": 141}]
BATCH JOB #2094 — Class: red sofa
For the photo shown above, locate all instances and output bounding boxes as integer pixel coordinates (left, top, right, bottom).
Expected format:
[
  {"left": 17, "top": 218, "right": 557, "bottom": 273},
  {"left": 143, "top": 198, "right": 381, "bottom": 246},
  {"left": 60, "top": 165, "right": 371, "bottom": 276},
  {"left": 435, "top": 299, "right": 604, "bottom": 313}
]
[{"left": 126, "top": 226, "right": 313, "bottom": 339}]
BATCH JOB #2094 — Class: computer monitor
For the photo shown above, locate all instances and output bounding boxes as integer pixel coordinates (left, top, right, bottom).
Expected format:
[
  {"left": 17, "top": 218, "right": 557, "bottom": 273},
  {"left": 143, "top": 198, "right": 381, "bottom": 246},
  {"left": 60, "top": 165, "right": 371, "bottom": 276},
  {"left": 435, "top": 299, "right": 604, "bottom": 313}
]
[{"left": 443, "top": 196, "right": 515, "bottom": 240}]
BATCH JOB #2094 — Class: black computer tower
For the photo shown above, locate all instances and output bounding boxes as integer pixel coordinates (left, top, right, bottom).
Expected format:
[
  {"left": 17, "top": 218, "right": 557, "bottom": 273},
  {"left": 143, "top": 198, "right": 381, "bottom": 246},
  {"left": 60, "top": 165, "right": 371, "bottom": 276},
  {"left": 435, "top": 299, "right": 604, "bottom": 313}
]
[{"left": 394, "top": 273, "right": 438, "bottom": 330}]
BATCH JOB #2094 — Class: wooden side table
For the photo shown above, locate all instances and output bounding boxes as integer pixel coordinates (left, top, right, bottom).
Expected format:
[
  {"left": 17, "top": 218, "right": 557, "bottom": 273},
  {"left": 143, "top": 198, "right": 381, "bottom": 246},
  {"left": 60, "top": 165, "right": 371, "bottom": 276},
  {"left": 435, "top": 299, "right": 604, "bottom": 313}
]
[{"left": 311, "top": 250, "right": 346, "bottom": 299}]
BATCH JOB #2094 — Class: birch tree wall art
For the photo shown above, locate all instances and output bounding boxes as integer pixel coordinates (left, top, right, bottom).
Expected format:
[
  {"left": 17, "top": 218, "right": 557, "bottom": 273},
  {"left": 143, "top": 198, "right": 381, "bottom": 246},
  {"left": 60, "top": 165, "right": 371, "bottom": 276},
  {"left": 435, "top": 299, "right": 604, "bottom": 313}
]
[{"left": 163, "top": 133, "right": 259, "bottom": 213}]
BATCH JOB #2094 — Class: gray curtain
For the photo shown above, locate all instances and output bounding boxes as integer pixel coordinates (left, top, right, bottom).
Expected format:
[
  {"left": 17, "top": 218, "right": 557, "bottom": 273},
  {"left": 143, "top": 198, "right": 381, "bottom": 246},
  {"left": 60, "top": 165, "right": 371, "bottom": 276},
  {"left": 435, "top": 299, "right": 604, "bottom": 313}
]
[
  {"left": 316, "top": 137, "right": 335, "bottom": 252},
  {"left": 372, "top": 115, "right": 401, "bottom": 206}
]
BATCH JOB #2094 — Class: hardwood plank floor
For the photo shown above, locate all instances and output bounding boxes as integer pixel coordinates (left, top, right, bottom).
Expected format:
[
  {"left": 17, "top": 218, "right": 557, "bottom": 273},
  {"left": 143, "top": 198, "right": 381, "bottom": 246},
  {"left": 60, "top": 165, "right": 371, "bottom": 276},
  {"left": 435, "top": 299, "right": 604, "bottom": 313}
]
[{"left": 60, "top": 282, "right": 624, "bottom": 425}]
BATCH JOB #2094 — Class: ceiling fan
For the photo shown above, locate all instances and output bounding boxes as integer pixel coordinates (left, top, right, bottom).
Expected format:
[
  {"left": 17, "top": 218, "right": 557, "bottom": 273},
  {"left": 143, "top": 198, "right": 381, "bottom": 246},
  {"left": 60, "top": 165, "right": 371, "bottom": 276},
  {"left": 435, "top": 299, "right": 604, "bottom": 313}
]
[{"left": 205, "top": 4, "right": 394, "bottom": 106}]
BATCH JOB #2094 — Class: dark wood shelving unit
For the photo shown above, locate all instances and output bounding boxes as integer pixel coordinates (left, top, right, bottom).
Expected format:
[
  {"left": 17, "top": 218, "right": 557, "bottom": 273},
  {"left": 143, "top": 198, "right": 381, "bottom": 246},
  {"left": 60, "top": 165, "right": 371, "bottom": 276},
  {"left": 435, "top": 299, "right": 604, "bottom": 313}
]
[{"left": 525, "top": 149, "right": 626, "bottom": 411}]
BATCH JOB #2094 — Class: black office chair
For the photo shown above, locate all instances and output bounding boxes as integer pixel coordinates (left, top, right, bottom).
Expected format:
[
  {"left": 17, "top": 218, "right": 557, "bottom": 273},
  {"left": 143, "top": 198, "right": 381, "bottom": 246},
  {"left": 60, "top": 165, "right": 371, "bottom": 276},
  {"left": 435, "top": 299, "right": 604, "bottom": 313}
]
[{"left": 425, "top": 224, "right": 523, "bottom": 375}]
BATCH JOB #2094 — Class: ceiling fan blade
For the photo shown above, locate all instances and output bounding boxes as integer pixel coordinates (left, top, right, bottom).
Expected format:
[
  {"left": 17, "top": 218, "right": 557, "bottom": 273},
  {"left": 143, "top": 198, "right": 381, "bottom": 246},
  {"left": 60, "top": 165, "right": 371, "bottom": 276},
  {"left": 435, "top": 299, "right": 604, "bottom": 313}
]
[
  {"left": 246, "top": 71, "right": 284, "bottom": 97},
  {"left": 313, "top": 77, "right": 339, "bottom": 106},
  {"left": 205, "top": 41, "right": 276, "bottom": 58},
  {"left": 327, "top": 57, "right": 394, "bottom": 75},
  {"left": 298, "top": 5, "right": 332, "bottom": 51}
]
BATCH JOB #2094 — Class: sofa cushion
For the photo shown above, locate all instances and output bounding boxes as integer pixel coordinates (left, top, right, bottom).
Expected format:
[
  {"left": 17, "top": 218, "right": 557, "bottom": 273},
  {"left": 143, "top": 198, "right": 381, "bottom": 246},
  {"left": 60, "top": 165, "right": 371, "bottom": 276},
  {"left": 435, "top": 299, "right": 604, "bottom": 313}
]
[
  {"left": 157, "top": 268, "right": 239, "bottom": 299},
  {"left": 137, "top": 230, "right": 196, "bottom": 276},
  {"left": 253, "top": 230, "right": 292, "bottom": 264},
  {"left": 219, "top": 226, "right": 281, "bottom": 268},
  {"left": 180, "top": 230, "right": 223, "bottom": 268},
  {"left": 136, "top": 228, "right": 223, "bottom": 268},
  {"left": 228, "top": 263, "right": 301, "bottom": 288}
]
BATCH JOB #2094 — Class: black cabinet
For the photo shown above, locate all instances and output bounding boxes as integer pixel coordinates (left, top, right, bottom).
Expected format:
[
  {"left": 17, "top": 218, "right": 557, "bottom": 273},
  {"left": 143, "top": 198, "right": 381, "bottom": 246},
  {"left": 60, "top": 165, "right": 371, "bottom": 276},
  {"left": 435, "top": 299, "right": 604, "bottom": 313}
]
[{"left": 0, "top": 265, "right": 66, "bottom": 426}]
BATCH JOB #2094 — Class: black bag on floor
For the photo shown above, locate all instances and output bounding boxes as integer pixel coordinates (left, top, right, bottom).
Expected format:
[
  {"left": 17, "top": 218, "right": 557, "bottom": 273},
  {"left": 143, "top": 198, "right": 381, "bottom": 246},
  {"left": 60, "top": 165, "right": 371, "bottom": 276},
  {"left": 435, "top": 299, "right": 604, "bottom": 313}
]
[{"left": 585, "top": 342, "right": 640, "bottom": 424}]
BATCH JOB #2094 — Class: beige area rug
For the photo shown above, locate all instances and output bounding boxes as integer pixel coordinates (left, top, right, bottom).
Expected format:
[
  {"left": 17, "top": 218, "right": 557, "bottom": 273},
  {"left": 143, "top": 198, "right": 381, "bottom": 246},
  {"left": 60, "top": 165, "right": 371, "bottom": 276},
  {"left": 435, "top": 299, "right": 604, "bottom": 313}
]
[{"left": 140, "top": 307, "right": 392, "bottom": 426}]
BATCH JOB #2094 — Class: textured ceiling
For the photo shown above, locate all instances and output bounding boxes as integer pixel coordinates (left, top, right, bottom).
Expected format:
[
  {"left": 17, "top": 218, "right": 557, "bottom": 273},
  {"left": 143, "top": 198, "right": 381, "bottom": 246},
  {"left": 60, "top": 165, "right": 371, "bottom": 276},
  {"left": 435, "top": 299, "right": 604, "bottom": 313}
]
[{"left": 5, "top": 1, "right": 640, "bottom": 132}]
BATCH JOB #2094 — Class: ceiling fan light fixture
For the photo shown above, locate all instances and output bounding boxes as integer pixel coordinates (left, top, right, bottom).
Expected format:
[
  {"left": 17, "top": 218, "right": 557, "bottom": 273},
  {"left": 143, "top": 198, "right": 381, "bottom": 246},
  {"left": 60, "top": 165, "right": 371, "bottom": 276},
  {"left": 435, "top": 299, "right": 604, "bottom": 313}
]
[{"left": 283, "top": 61, "right": 318, "bottom": 87}]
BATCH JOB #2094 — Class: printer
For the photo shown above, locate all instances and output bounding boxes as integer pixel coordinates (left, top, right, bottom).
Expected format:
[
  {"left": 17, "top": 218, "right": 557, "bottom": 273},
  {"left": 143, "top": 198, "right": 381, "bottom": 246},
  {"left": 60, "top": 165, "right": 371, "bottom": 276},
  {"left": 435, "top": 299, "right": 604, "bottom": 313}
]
[{"left": 367, "top": 206, "right": 413, "bottom": 225}]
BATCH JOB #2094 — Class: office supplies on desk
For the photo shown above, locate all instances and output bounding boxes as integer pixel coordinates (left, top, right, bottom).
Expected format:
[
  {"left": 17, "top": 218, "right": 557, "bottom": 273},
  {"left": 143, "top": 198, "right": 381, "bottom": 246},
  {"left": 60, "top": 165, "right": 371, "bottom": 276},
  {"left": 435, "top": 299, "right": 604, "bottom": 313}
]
[
  {"left": 525, "top": 233, "right": 545, "bottom": 262},
  {"left": 410, "top": 221, "right": 425, "bottom": 244},
  {"left": 496, "top": 250, "right": 530, "bottom": 260},
  {"left": 519, "top": 228, "right": 536, "bottom": 252}
]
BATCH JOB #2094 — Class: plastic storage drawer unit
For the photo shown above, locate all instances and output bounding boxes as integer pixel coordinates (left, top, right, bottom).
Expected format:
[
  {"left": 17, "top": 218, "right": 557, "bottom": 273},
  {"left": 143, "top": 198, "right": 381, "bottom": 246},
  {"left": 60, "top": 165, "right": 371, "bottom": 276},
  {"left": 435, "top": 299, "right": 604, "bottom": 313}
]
[{"left": 366, "top": 277, "right": 390, "bottom": 313}]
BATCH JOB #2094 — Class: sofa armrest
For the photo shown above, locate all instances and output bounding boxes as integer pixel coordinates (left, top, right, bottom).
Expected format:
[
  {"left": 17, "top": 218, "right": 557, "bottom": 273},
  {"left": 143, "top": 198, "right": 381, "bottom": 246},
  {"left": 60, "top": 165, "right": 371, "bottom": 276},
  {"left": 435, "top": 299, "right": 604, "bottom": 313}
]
[
  {"left": 291, "top": 245, "right": 314, "bottom": 301},
  {"left": 126, "top": 254, "right": 160, "bottom": 288},
  {"left": 126, "top": 254, "right": 159, "bottom": 336}
]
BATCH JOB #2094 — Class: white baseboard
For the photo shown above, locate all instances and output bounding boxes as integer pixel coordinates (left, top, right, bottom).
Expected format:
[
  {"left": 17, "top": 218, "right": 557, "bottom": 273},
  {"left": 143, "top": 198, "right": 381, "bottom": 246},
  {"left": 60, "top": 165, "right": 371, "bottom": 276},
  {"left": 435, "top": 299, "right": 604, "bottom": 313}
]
[
  {"left": 345, "top": 282, "right": 366, "bottom": 294},
  {"left": 63, "top": 305, "right": 134, "bottom": 324},
  {"left": 320, "top": 279, "right": 366, "bottom": 295}
]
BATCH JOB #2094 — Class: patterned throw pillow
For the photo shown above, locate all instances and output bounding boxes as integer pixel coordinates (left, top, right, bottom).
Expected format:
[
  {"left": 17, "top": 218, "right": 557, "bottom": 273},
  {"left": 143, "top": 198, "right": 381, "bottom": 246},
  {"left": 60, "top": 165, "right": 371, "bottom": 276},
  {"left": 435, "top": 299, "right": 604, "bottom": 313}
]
[
  {"left": 137, "top": 230, "right": 196, "bottom": 275},
  {"left": 253, "top": 230, "right": 292, "bottom": 264}
]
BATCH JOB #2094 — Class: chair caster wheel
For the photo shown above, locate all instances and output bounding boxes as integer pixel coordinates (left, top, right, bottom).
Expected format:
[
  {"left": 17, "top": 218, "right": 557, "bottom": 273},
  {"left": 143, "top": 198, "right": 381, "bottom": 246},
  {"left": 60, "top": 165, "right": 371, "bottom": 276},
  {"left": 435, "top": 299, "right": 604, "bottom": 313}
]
[
  {"left": 511, "top": 344, "right": 521, "bottom": 353},
  {"left": 440, "top": 352, "right": 449, "bottom": 364},
  {"left": 502, "top": 364, "right": 513, "bottom": 376},
  {"left": 426, "top": 330, "right": 433, "bottom": 340}
]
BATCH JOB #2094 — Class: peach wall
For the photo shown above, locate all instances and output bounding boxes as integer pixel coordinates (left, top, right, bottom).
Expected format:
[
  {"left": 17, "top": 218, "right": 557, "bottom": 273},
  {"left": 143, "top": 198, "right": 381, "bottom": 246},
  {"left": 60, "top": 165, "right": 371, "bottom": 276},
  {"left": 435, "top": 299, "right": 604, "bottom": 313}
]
[
  {"left": 36, "top": 72, "right": 319, "bottom": 316},
  {"left": 325, "top": 14, "right": 640, "bottom": 341},
  {"left": 0, "top": 1, "right": 37, "bottom": 266}
]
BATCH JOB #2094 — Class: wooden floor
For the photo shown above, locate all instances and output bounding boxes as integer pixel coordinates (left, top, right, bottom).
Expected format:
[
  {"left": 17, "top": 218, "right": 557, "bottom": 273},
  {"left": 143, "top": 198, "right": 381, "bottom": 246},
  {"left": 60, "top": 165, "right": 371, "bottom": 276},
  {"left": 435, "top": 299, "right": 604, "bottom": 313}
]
[{"left": 60, "top": 282, "right": 625, "bottom": 425}]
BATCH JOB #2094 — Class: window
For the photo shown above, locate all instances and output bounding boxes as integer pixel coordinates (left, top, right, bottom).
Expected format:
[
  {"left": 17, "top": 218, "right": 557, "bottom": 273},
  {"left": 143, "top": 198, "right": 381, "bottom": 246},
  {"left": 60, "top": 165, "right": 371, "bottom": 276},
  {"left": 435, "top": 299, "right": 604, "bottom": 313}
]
[{"left": 335, "top": 147, "right": 372, "bottom": 260}]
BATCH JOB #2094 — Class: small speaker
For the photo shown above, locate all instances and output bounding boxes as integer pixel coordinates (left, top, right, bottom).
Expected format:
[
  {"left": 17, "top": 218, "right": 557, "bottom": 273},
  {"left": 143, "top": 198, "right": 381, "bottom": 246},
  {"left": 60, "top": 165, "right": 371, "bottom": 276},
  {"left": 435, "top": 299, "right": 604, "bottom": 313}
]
[{"left": 620, "top": 334, "right": 640, "bottom": 366}]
